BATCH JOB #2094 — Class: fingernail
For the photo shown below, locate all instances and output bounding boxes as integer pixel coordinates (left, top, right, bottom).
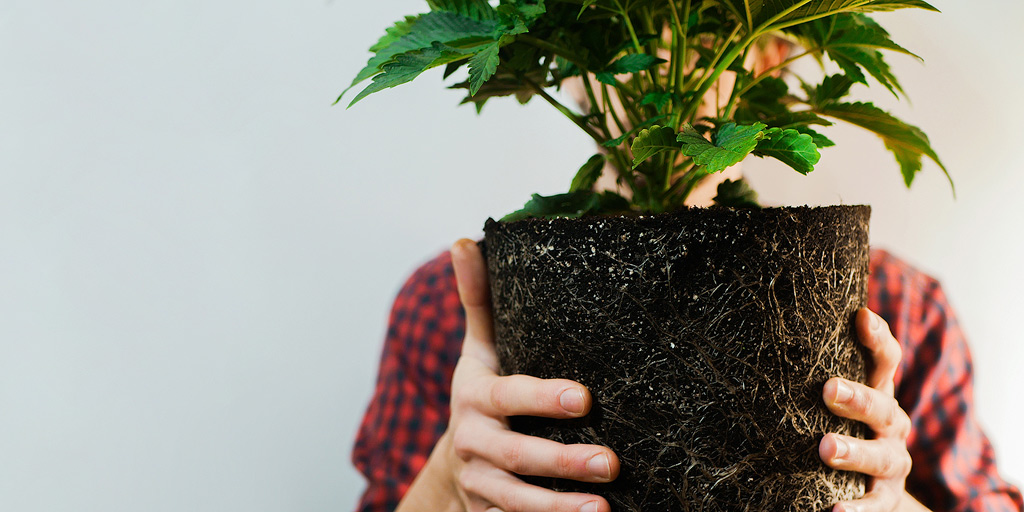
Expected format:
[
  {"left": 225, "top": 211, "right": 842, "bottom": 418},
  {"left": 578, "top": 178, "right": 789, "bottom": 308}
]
[
  {"left": 580, "top": 501, "right": 599, "bottom": 512},
  {"left": 560, "top": 388, "right": 586, "bottom": 414},
  {"left": 869, "top": 311, "right": 881, "bottom": 331},
  {"left": 832, "top": 437, "right": 849, "bottom": 462},
  {"left": 834, "top": 380, "right": 854, "bottom": 404},
  {"left": 587, "top": 453, "right": 611, "bottom": 480}
]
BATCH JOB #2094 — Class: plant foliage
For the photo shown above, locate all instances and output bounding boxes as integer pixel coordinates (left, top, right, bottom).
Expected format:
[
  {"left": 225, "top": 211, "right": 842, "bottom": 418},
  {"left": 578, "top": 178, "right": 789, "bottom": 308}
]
[{"left": 343, "top": 0, "right": 947, "bottom": 217}]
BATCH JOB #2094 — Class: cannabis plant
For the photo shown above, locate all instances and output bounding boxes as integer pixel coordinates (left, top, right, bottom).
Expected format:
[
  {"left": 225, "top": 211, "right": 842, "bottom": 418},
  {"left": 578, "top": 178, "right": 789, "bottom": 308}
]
[{"left": 342, "top": 0, "right": 947, "bottom": 219}]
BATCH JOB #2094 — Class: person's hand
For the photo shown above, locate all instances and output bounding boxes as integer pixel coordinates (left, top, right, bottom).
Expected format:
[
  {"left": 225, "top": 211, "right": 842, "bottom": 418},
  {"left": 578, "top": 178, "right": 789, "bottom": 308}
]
[
  {"left": 442, "top": 239, "right": 620, "bottom": 512},
  {"left": 819, "top": 308, "right": 926, "bottom": 512}
]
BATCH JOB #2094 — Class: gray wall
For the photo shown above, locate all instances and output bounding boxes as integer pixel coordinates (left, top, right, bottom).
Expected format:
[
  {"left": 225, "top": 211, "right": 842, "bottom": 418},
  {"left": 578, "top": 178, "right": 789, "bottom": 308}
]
[{"left": 1, "top": 1, "right": 1020, "bottom": 510}]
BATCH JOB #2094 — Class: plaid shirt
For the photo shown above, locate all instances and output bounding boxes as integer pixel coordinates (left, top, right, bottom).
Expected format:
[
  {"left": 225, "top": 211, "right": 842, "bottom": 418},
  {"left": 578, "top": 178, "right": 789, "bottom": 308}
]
[{"left": 353, "top": 249, "right": 1023, "bottom": 512}]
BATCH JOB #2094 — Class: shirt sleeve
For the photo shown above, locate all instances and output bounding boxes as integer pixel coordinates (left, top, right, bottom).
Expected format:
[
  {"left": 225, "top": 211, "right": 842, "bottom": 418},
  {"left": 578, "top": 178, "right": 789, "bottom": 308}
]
[
  {"left": 870, "top": 251, "right": 1023, "bottom": 512},
  {"left": 352, "top": 252, "right": 464, "bottom": 512}
]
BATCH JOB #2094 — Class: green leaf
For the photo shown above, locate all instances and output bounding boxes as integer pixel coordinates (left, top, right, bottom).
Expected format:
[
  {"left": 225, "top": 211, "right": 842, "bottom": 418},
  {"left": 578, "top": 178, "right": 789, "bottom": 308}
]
[
  {"left": 639, "top": 92, "right": 673, "bottom": 110},
  {"left": 569, "top": 154, "right": 607, "bottom": 192},
  {"left": 814, "top": 102, "right": 950, "bottom": 188},
  {"left": 426, "top": 0, "right": 499, "bottom": 21},
  {"left": 793, "top": 126, "right": 836, "bottom": 148},
  {"left": 596, "top": 54, "right": 664, "bottom": 85},
  {"left": 861, "top": 0, "right": 939, "bottom": 12},
  {"left": 349, "top": 43, "right": 468, "bottom": 106},
  {"left": 792, "top": 14, "right": 915, "bottom": 97},
  {"left": 802, "top": 74, "right": 856, "bottom": 108},
  {"left": 630, "top": 125, "right": 680, "bottom": 169},
  {"left": 753, "top": 127, "right": 820, "bottom": 175},
  {"left": 678, "top": 123, "right": 766, "bottom": 173},
  {"left": 578, "top": 0, "right": 598, "bottom": 19},
  {"left": 601, "top": 115, "right": 668, "bottom": 148},
  {"left": 714, "top": 178, "right": 761, "bottom": 208},
  {"left": 467, "top": 41, "right": 501, "bottom": 95},
  {"left": 501, "top": 191, "right": 630, "bottom": 221},
  {"left": 746, "top": 0, "right": 939, "bottom": 31},
  {"left": 343, "top": 11, "right": 499, "bottom": 100}
]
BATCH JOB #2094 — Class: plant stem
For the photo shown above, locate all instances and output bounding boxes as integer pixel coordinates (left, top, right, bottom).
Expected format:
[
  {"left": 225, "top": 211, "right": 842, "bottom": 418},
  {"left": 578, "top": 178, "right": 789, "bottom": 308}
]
[
  {"left": 518, "top": 35, "right": 588, "bottom": 69},
  {"left": 521, "top": 74, "right": 604, "bottom": 145},
  {"left": 680, "top": 29, "right": 756, "bottom": 123}
]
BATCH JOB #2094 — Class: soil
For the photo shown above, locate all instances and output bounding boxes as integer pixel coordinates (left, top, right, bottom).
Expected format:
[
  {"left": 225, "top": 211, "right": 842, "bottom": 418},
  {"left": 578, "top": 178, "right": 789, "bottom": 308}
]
[{"left": 482, "top": 206, "right": 871, "bottom": 511}]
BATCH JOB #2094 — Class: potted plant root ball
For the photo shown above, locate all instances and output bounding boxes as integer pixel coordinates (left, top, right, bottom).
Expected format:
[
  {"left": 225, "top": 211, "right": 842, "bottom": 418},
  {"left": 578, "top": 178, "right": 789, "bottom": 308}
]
[{"left": 343, "top": 0, "right": 949, "bottom": 510}]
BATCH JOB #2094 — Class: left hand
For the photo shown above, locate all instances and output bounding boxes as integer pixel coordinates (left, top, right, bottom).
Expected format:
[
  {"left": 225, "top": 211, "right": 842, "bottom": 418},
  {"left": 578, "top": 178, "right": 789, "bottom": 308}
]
[{"left": 819, "top": 308, "right": 921, "bottom": 512}]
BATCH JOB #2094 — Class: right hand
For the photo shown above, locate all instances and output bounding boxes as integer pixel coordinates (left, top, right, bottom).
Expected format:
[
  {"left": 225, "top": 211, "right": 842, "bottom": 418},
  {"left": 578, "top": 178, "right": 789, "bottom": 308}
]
[{"left": 444, "top": 238, "right": 619, "bottom": 512}]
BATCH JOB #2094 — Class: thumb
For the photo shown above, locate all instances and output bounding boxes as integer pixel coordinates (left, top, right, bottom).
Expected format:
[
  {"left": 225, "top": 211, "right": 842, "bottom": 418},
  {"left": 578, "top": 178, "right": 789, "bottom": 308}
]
[{"left": 451, "top": 239, "right": 498, "bottom": 370}]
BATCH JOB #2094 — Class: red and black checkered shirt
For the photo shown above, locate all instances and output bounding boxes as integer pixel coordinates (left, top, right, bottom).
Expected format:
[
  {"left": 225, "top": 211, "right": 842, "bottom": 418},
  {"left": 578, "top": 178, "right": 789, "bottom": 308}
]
[{"left": 353, "top": 249, "right": 1023, "bottom": 512}]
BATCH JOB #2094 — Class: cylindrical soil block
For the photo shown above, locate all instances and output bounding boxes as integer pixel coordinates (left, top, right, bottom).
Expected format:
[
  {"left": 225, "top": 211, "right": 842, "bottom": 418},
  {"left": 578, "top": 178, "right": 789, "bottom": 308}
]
[{"left": 483, "top": 206, "right": 870, "bottom": 511}]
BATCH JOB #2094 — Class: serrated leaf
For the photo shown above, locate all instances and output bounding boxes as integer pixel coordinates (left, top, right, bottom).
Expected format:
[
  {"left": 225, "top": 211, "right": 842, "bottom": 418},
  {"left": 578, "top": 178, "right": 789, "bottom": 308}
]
[
  {"left": 427, "top": 0, "right": 499, "bottom": 21},
  {"left": 602, "top": 115, "right": 668, "bottom": 148},
  {"left": 815, "top": 102, "right": 950, "bottom": 189},
  {"left": 765, "top": 111, "right": 834, "bottom": 129},
  {"left": 802, "top": 74, "right": 855, "bottom": 108},
  {"left": 630, "top": 125, "right": 680, "bottom": 168},
  {"left": 714, "top": 178, "right": 761, "bottom": 208},
  {"left": 793, "top": 126, "right": 836, "bottom": 148},
  {"left": 862, "top": 0, "right": 939, "bottom": 12},
  {"left": 569, "top": 154, "right": 606, "bottom": 192},
  {"left": 578, "top": 0, "right": 598, "bottom": 19},
  {"left": 596, "top": 54, "right": 664, "bottom": 84},
  {"left": 343, "top": 11, "right": 499, "bottom": 101},
  {"left": 349, "top": 43, "right": 467, "bottom": 106},
  {"left": 467, "top": 42, "right": 500, "bottom": 95},
  {"left": 678, "top": 123, "right": 766, "bottom": 173},
  {"left": 753, "top": 127, "right": 820, "bottom": 174},
  {"left": 501, "top": 190, "right": 630, "bottom": 221},
  {"left": 740, "top": 0, "right": 938, "bottom": 31},
  {"left": 639, "top": 92, "right": 673, "bottom": 110}
]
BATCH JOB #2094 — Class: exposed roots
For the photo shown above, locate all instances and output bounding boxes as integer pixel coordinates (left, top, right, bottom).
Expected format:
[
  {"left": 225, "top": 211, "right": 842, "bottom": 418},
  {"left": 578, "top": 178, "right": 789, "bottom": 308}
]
[{"left": 484, "top": 206, "right": 870, "bottom": 512}]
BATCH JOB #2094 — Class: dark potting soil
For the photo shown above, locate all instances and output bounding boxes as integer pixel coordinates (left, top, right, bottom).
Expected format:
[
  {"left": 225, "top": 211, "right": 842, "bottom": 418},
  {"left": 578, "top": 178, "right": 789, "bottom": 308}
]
[{"left": 482, "top": 206, "right": 870, "bottom": 511}]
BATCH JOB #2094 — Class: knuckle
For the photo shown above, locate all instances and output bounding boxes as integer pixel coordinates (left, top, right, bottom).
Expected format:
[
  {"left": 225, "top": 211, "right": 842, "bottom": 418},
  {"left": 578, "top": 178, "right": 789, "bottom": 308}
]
[
  {"left": 856, "top": 385, "right": 875, "bottom": 415},
  {"left": 490, "top": 379, "right": 512, "bottom": 413},
  {"left": 452, "top": 382, "right": 477, "bottom": 411},
  {"left": 900, "top": 450, "right": 914, "bottom": 478},
  {"left": 897, "top": 409, "right": 912, "bottom": 439},
  {"left": 555, "top": 447, "right": 576, "bottom": 476},
  {"left": 452, "top": 428, "right": 475, "bottom": 461},
  {"left": 878, "top": 449, "right": 897, "bottom": 478},
  {"left": 501, "top": 438, "right": 526, "bottom": 474},
  {"left": 457, "top": 466, "right": 482, "bottom": 495},
  {"left": 496, "top": 487, "right": 524, "bottom": 512},
  {"left": 889, "top": 339, "right": 903, "bottom": 361}
]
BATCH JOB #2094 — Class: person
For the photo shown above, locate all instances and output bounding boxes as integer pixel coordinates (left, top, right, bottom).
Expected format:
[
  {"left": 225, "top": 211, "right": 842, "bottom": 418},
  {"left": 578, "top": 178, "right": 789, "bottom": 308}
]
[
  {"left": 351, "top": 38, "right": 1024, "bottom": 512},
  {"left": 352, "top": 208, "right": 1023, "bottom": 512}
]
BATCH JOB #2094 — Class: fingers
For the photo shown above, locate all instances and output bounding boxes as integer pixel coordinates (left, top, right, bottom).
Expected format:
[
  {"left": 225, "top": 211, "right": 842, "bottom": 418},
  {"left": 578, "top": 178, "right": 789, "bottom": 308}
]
[
  {"left": 832, "top": 485, "right": 904, "bottom": 512},
  {"left": 452, "top": 238, "right": 498, "bottom": 370},
  {"left": 823, "top": 378, "right": 911, "bottom": 439},
  {"left": 820, "top": 433, "right": 912, "bottom": 479},
  {"left": 459, "top": 462, "right": 611, "bottom": 512},
  {"left": 856, "top": 308, "right": 901, "bottom": 394},
  {"left": 454, "top": 426, "right": 619, "bottom": 483},
  {"left": 456, "top": 374, "right": 593, "bottom": 418}
]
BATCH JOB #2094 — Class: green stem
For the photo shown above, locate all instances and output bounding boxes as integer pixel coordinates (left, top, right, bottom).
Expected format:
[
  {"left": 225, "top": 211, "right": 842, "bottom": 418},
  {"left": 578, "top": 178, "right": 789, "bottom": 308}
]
[
  {"left": 522, "top": 74, "right": 604, "bottom": 145},
  {"left": 681, "top": 29, "right": 757, "bottom": 123},
  {"left": 721, "top": 48, "right": 815, "bottom": 119},
  {"left": 518, "top": 35, "right": 589, "bottom": 69}
]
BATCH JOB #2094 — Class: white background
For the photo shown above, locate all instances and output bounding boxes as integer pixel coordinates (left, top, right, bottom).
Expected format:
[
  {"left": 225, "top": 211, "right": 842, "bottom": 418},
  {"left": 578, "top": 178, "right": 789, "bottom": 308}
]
[{"left": 1, "top": 1, "right": 1020, "bottom": 510}]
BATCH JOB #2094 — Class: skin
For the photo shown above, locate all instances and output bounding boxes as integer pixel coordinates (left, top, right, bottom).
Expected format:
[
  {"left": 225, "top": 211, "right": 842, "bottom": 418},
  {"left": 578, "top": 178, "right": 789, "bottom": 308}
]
[{"left": 395, "top": 237, "right": 933, "bottom": 512}]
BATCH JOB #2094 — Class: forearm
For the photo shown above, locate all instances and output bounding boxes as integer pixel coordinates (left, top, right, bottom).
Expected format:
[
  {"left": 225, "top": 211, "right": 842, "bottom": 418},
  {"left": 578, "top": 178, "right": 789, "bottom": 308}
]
[{"left": 395, "top": 432, "right": 463, "bottom": 512}]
